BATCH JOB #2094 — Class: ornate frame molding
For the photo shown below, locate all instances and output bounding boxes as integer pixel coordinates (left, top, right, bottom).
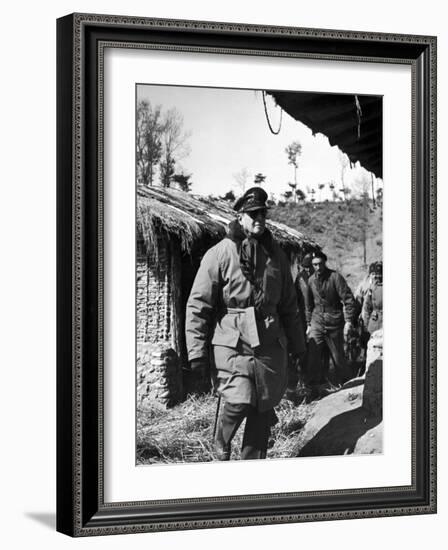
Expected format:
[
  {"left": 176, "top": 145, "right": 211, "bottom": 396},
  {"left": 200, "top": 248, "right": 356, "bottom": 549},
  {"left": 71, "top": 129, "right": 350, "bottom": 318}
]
[{"left": 57, "top": 13, "right": 437, "bottom": 537}]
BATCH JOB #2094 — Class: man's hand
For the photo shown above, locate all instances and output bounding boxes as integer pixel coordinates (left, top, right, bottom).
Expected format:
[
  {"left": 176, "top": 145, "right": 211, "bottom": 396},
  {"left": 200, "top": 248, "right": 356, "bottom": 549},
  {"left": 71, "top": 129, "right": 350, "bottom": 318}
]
[
  {"left": 292, "top": 351, "right": 306, "bottom": 364},
  {"left": 306, "top": 325, "right": 312, "bottom": 339},
  {"left": 190, "top": 358, "right": 208, "bottom": 376},
  {"left": 343, "top": 321, "right": 353, "bottom": 340}
]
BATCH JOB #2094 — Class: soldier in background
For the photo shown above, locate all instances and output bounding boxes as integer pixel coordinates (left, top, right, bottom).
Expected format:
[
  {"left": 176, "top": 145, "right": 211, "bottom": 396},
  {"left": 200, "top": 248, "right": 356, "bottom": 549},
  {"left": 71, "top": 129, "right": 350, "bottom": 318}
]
[
  {"left": 354, "top": 262, "right": 376, "bottom": 312},
  {"left": 355, "top": 261, "right": 381, "bottom": 364},
  {"left": 306, "top": 250, "right": 356, "bottom": 395},
  {"left": 289, "top": 254, "right": 312, "bottom": 388},
  {"left": 296, "top": 254, "right": 312, "bottom": 307},
  {"left": 362, "top": 261, "right": 383, "bottom": 337}
]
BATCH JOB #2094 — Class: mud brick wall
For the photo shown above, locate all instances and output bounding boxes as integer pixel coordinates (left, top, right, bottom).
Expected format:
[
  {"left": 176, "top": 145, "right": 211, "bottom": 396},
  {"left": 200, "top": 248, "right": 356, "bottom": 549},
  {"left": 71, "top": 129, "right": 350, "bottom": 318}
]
[
  {"left": 136, "top": 236, "right": 183, "bottom": 406},
  {"left": 137, "top": 343, "right": 183, "bottom": 406},
  {"left": 136, "top": 237, "right": 171, "bottom": 344}
]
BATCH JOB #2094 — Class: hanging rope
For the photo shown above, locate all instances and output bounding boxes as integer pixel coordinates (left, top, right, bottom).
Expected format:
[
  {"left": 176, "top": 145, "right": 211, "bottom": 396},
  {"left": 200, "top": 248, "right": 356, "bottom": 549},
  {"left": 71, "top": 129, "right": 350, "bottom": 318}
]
[
  {"left": 355, "top": 95, "right": 362, "bottom": 139},
  {"left": 262, "top": 91, "right": 283, "bottom": 135}
]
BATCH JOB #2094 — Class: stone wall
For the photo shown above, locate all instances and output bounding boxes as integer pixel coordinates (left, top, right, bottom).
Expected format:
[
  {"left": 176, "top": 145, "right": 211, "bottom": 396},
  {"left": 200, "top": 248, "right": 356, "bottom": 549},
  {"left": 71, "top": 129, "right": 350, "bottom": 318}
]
[
  {"left": 136, "top": 235, "right": 184, "bottom": 407},
  {"left": 137, "top": 343, "right": 183, "bottom": 406},
  {"left": 136, "top": 237, "right": 171, "bottom": 344}
]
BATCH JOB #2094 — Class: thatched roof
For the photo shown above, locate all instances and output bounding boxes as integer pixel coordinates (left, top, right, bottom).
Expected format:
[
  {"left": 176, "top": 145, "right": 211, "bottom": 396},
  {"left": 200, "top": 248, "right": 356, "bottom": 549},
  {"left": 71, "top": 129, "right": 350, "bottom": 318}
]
[{"left": 137, "top": 185, "right": 320, "bottom": 258}]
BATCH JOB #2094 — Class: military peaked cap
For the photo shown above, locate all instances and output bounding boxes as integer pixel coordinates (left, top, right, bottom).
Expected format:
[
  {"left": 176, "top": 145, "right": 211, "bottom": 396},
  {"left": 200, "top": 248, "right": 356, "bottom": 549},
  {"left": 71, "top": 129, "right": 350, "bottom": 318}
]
[{"left": 233, "top": 186, "right": 269, "bottom": 213}]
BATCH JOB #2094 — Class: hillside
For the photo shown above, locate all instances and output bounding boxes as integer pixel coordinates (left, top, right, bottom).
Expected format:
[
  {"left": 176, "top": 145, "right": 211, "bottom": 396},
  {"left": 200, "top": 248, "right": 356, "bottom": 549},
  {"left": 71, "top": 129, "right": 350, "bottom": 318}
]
[{"left": 269, "top": 199, "right": 382, "bottom": 288}]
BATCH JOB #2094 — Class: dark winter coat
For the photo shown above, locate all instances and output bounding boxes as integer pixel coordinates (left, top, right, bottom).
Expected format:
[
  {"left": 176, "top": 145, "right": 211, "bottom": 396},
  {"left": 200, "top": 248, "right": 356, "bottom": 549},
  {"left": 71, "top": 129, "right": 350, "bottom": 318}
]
[
  {"left": 295, "top": 269, "right": 311, "bottom": 333},
  {"left": 186, "top": 227, "right": 305, "bottom": 412}
]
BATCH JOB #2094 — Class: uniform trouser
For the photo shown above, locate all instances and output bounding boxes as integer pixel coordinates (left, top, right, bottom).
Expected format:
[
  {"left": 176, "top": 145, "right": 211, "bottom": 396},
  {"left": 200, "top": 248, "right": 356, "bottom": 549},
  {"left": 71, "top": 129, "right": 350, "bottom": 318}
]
[
  {"left": 215, "top": 402, "right": 273, "bottom": 460},
  {"left": 307, "top": 327, "right": 352, "bottom": 385},
  {"left": 287, "top": 325, "right": 308, "bottom": 389}
]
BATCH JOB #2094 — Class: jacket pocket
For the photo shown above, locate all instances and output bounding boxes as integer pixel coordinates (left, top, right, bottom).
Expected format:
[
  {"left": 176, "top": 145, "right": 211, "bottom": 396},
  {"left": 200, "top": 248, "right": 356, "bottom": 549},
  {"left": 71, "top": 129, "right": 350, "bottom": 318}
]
[{"left": 212, "top": 326, "right": 240, "bottom": 348}]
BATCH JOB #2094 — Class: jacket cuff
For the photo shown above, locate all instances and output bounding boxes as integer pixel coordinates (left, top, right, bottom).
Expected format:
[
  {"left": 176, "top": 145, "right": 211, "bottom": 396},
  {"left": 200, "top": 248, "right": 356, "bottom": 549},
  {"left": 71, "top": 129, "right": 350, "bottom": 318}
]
[{"left": 188, "top": 352, "right": 208, "bottom": 362}]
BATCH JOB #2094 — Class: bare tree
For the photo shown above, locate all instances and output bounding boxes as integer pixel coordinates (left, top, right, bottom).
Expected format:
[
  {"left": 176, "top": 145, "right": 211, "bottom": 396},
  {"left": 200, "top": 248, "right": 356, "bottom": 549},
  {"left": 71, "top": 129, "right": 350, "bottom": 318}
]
[
  {"left": 159, "top": 108, "right": 191, "bottom": 188},
  {"left": 136, "top": 100, "right": 163, "bottom": 186},
  {"left": 233, "top": 168, "right": 251, "bottom": 194},
  {"left": 285, "top": 141, "right": 302, "bottom": 202},
  {"left": 338, "top": 150, "right": 349, "bottom": 200}
]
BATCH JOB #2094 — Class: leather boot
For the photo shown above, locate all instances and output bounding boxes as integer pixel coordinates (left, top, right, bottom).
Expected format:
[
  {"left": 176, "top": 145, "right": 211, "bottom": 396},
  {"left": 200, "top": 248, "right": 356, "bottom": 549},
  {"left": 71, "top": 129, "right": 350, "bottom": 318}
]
[
  {"left": 214, "top": 439, "right": 231, "bottom": 461},
  {"left": 214, "top": 402, "right": 250, "bottom": 461}
]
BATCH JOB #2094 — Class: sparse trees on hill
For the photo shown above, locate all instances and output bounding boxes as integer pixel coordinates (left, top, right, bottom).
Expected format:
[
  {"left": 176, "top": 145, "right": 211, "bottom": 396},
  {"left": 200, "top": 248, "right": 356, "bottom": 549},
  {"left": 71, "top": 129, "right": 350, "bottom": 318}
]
[
  {"left": 137, "top": 100, "right": 191, "bottom": 189},
  {"left": 137, "top": 100, "right": 163, "bottom": 186},
  {"left": 282, "top": 185, "right": 306, "bottom": 204}
]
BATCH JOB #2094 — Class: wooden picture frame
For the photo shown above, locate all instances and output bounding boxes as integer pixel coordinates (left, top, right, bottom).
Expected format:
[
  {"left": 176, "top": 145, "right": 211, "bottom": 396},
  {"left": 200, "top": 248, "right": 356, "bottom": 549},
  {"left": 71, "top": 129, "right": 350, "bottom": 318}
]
[{"left": 57, "top": 13, "right": 437, "bottom": 536}]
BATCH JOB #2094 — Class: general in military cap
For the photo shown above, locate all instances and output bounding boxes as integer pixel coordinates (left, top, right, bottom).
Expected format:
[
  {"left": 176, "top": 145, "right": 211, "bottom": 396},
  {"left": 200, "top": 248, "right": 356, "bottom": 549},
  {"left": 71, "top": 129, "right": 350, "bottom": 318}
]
[{"left": 233, "top": 186, "right": 269, "bottom": 213}]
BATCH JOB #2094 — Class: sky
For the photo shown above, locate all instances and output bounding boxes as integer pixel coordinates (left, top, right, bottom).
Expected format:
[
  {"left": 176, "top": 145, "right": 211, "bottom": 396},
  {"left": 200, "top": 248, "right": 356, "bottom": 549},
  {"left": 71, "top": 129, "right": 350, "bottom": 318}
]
[{"left": 137, "top": 84, "right": 382, "bottom": 201}]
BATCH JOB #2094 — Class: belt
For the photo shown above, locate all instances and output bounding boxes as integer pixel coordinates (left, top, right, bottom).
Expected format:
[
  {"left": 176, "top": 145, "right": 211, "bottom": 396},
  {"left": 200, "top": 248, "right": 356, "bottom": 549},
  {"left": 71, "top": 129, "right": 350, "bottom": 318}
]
[
  {"left": 313, "top": 305, "right": 342, "bottom": 313},
  {"left": 224, "top": 306, "right": 260, "bottom": 348}
]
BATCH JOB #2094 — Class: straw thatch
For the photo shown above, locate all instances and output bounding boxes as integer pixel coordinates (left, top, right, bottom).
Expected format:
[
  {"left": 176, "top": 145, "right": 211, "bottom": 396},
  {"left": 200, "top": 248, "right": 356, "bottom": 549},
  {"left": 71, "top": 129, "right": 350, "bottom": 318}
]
[{"left": 137, "top": 185, "right": 321, "bottom": 259}]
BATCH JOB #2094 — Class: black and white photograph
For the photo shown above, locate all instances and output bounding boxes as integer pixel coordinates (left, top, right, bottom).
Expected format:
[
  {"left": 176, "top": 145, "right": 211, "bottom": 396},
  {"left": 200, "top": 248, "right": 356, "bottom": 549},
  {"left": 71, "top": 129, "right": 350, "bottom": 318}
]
[
  {"left": 1, "top": 0, "right": 444, "bottom": 545},
  {"left": 135, "top": 84, "right": 384, "bottom": 464}
]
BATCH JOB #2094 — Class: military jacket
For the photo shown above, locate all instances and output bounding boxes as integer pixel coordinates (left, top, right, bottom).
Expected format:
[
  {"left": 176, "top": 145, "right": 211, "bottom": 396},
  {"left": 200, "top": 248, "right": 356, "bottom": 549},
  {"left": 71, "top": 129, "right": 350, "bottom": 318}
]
[
  {"left": 185, "top": 236, "right": 305, "bottom": 411},
  {"left": 362, "top": 282, "right": 383, "bottom": 334},
  {"left": 306, "top": 268, "right": 356, "bottom": 331}
]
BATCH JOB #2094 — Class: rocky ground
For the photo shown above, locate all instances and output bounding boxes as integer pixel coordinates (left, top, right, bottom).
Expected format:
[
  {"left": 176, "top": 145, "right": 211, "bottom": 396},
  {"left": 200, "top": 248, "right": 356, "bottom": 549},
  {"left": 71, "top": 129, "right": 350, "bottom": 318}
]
[
  {"left": 137, "top": 330, "right": 383, "bottom": 463},
  {"left": 292, "top": 379, "right": 382, "bottom": 457}
]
